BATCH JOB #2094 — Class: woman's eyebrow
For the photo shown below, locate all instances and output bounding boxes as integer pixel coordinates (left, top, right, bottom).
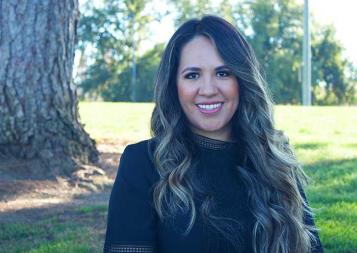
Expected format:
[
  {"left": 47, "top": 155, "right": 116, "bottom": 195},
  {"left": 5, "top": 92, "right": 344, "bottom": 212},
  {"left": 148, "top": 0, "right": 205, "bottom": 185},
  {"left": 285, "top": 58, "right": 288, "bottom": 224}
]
[
  {"left": 215, "top": 65, "right": 230, "bottom": 71},
  {"left": 180, "top": 65, "right": 229, "bottom": 74},
  {"left": 180, "top": 67, "right": 201, "bottom": 74}
]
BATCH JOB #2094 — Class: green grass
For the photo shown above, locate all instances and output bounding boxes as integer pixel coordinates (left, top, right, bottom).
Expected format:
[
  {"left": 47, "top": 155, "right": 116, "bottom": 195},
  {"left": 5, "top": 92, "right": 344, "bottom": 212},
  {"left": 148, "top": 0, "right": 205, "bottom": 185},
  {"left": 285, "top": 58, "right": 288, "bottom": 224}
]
[
  {"left": 274, "top": 106, "right": 357, "bottom": 252},
  {"left": 0, "top": 205, "right": 107, "bottom": 253},
  {"left": 1, "top": 103, "right": 356, "bottom": 252},
  {"left": 75, "top": 204, "right": 108, "bottom": 214},
  {"left": 79, "top": 102, "right": 154, "bottom": 142}
]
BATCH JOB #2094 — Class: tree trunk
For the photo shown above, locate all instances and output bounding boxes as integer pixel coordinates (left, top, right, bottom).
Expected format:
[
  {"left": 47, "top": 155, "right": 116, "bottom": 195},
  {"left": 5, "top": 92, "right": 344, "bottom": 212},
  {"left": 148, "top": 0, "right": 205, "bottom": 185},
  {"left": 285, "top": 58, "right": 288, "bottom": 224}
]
[{"left": 0, "top": 0, "right": 99, "bottom": 177}]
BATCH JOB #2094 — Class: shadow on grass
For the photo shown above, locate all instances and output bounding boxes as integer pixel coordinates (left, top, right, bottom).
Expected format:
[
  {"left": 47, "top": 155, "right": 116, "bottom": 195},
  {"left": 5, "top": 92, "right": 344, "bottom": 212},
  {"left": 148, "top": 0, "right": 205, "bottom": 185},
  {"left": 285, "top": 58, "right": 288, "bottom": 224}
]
[
  {"left": 0, "top": 150, "right": 121, "bottom": 201},
  {"left": 0, "top": 191, "right": 110, "bottom": 253},
  {"left": 0, "top": 190, "right": 110, "bottom": 222},
  {"left": 305, "top": 157, "right": 357, "bottom": 179},
  {"left": 294, "top": 142, "right": 329, "bottom": 150},
  {"left": 303, "top": 158, "right": 357, "bottom": 206},
  {"left": 0, "top": 146, "right": 123, "bottom": 252}
]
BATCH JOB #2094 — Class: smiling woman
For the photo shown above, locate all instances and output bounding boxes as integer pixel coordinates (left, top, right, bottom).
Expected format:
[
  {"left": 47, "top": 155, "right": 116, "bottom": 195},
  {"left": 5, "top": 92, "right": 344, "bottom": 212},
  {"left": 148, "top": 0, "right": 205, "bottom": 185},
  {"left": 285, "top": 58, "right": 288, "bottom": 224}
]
[
  {"left": 103, "top": 15, "right": 324, "bottom": 253},
  {"left": 177, "top": 36, "right": 239, "bottom": 141}
]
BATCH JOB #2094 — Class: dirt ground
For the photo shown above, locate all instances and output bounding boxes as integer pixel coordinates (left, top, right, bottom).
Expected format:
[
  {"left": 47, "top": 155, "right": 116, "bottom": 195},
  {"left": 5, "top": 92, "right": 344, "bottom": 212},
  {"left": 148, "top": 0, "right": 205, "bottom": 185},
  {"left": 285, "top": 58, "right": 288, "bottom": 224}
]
[{"left": 0, "top": 139, "right": 127, "bottom": 223}]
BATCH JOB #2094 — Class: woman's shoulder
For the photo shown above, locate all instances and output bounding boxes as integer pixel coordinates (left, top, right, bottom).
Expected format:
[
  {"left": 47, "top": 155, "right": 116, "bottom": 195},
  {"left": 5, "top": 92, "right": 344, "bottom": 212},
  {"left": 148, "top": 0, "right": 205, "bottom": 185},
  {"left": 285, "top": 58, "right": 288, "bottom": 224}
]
[
  {"left": 119, "top": 138, "right": 159, "bottom": 184},
  {"left": 123, "top": 138, "right": 157, "bottom": 160}
]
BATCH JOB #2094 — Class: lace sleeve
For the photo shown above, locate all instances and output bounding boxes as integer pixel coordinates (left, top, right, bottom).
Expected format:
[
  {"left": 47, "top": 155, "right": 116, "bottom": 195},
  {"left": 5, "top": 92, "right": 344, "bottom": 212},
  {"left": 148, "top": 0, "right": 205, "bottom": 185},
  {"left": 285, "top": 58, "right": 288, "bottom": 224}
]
[{"left": 104, "top": 243, "right": 154, "bottom": 253}]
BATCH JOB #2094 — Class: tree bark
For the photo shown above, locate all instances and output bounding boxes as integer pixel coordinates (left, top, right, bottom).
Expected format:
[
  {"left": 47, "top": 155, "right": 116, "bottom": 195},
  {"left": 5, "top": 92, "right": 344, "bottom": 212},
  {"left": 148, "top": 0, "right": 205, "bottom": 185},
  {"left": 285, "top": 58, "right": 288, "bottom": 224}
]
[{"left": 0, "top": 0, "right": 99, "bottom": 177}]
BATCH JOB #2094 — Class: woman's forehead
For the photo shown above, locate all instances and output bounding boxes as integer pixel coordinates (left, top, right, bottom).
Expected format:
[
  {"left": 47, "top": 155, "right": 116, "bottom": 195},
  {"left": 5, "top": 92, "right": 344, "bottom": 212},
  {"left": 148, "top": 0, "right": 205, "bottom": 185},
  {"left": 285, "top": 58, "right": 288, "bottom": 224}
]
[{"left": 178, "top": 36, "right": 225, "bottom": 70}]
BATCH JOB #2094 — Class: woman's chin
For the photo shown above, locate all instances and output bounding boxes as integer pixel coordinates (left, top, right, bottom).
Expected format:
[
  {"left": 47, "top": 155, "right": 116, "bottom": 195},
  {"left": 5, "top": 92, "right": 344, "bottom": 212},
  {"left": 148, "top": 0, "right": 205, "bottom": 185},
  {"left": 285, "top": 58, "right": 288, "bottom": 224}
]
[{"left": 192, "top": 125, "right": 220, "bottom": 134}]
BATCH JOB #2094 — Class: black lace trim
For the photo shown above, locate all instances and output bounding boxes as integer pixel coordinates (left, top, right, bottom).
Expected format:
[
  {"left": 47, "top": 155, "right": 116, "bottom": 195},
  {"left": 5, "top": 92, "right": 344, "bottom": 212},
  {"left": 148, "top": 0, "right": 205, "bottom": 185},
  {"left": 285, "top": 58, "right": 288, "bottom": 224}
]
[
  {"left": 104, "top": 244, "right": 153, "bottom": 253},
  {"left": 192, "top": 133, "right": 237, "bottom": 150}
]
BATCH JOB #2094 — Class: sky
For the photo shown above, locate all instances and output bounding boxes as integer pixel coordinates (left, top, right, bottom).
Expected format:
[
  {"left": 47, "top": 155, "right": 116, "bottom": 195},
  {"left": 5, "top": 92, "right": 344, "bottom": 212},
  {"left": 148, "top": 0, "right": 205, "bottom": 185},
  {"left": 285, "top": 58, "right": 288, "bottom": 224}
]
[
  {"left": 306, "top": 0, "right": 357, "bottom": 65},
  {"left": 79, "top": 0, "right": 357, "bottom": 66}
]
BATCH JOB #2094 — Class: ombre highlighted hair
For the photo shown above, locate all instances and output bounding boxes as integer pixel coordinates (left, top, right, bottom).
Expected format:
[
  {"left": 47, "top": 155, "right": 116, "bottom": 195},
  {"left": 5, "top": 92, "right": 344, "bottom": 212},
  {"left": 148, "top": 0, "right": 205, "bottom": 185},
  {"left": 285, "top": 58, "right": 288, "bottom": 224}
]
[{"left": 150, "top": 15, "right": 318, "bottom": 253}]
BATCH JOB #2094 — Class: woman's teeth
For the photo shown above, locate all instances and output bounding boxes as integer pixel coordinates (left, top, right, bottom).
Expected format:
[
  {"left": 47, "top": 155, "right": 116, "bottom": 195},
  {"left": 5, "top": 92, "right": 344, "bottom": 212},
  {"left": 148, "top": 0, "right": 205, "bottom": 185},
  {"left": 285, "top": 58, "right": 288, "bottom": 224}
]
[{"left": 197, "top": 103, "right": 223, "bottom": 110}]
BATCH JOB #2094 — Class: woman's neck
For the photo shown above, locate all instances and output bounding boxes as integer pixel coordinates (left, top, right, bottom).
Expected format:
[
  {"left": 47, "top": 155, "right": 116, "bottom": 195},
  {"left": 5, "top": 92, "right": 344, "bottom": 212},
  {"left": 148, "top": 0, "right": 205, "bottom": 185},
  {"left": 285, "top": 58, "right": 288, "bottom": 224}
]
[{"left": 190, "top": 127, "right": 234, "bottom": 142}]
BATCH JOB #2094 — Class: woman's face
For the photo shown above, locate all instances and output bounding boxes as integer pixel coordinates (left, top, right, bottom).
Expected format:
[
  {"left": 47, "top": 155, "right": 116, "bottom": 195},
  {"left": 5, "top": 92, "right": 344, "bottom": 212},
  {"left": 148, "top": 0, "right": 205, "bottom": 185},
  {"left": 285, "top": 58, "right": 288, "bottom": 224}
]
[{"left": 177, "top": 35, "right": 239, "bottom": 141}]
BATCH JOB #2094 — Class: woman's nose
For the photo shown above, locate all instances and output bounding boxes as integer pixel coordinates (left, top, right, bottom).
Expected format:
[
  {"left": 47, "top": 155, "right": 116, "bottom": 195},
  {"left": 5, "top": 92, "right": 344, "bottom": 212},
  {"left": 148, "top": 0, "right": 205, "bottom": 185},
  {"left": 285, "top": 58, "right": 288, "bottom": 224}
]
[{"left": 198, "top": 76, "right": 218, "bottom": 96}]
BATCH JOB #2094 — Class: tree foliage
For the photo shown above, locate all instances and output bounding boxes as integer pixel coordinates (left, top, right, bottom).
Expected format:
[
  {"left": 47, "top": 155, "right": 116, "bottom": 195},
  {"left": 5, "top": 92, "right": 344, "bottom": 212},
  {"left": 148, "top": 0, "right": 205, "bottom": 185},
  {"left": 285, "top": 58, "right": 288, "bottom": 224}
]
[
  {"left": 170, "top": 0, "right": 215, "bottom": 27},
  {"left": 77, "top": 0, "right": 356, "bottom": 104},
  {"left": 101, "top": 43, "right": 164, "bottom": 101},
  {"left": 230, "top": 0, "right": 356, "bottom": 104},
  {"left": 312, "top": 25, "right": 356, "bottom": 104},
  {"left": 77, "top": 0, "right": 154, "bottom": 101},
  {"left": 230, "top": 0, "right": 303, "bottom": 103}
]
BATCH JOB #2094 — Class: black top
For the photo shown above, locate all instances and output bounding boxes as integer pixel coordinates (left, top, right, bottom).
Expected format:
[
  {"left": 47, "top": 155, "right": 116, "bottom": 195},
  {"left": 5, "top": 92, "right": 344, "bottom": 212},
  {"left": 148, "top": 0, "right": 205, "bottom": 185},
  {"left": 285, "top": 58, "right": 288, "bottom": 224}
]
[{"left": 103, "top": 135, "right": 324, "bottom": 253}]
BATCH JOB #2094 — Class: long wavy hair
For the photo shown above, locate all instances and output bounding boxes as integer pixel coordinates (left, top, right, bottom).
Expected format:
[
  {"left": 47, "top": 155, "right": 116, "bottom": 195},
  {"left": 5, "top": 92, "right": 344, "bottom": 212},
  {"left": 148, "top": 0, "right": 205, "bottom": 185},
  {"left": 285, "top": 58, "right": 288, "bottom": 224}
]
[{"left": 150, "top": 15, "right": 317, "bottom": 253}]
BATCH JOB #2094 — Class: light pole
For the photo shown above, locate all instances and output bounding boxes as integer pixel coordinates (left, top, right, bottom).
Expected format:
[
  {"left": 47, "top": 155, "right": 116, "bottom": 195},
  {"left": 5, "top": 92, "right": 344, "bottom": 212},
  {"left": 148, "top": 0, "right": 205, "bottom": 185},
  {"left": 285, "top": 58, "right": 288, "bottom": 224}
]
[
  {"left": 302, "top": 0, "right": 311, "bottom": 105},
  {"left": 130, "top": 12, "right": 137, "bottom": 102}
]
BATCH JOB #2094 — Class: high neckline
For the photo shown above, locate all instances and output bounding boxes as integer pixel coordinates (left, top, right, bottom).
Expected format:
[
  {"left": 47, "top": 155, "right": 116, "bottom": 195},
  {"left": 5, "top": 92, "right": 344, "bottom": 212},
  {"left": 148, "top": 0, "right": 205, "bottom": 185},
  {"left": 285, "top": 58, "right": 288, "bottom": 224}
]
[{"left": 192, "top": 133, "right": 237, "bottom": 150}]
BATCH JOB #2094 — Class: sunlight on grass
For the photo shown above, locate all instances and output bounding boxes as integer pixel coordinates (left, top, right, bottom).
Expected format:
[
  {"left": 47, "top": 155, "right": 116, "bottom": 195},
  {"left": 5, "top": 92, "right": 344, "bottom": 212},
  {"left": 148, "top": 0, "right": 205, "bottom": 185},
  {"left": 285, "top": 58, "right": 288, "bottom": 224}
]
[{"left": 79, "top": 102, "right": 154, "bottom": 142}]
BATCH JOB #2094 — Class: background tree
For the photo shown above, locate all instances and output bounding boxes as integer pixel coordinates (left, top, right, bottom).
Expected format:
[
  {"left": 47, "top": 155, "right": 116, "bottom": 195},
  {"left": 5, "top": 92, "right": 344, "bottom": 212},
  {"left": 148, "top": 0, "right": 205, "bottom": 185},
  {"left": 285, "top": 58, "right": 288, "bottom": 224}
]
[
  {"left": 311, "top": 24, "right": 357, "bottom": 104},
  {"left": 170, "top": 0, "right": 215, "bottom": 27},
  {"left": 0, "top": 0, "right": 98, "bottom": 177},
  {"left": 234, "top": 0, "right": 304, "bottom": 103},
  {"left": 77, "top": 0, "right": 154, "bottom": 101},
  {"left": 101, "top": 43, "right": 165, "bottom": 101},
  {"left": 231, "top": 0, "right": 356, "bottom": 104},
  {"left": 76, "top": 0, "right": 356, "bottom": 104}
]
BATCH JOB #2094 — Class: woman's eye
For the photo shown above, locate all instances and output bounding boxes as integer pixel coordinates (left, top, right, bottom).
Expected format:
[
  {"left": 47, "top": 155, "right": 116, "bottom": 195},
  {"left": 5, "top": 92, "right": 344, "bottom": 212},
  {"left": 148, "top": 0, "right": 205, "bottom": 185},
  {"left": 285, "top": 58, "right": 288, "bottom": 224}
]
[
  {"left": 216, "top": 71, "right": 231, "bottom": 78},
  {"left": 184, "top": 72, "right": 199, "bottom": 79}
]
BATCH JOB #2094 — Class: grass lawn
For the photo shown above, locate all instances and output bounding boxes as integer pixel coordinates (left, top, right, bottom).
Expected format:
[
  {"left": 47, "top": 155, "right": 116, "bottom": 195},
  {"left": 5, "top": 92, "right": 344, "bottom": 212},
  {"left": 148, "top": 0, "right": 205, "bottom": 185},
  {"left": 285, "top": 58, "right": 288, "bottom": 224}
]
[
  {"left": 79, "top": 102, "right": 155, "bottom": 150},
  {"left": 275, "top": 106, "right": 357, "bottom": 252},
  {"left": 0, "top": 205, "right": 107, "bottom": 253},
  {"left": 1, "top": 103, "right": 356, "bottom": 252}
]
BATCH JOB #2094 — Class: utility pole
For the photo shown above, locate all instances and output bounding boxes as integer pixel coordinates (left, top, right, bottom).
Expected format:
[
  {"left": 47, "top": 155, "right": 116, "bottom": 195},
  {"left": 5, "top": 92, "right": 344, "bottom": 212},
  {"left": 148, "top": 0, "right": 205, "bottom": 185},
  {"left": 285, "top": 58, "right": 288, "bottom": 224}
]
[
  {"left": 131, "top": 37, "right": 137, "bottom": 102},
  {"left": 130, "top": 12, "right": 137, "bottom": 102},
  {"left": 302, "top": 0, "right": 311, "bottom": 105}
]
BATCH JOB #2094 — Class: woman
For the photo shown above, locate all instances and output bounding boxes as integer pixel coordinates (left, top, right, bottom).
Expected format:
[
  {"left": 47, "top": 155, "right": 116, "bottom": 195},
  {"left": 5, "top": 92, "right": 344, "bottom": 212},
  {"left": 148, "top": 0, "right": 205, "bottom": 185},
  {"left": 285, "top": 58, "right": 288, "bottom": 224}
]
[{"left": 104, "top": 15, "right": 324, "bottom": 253}]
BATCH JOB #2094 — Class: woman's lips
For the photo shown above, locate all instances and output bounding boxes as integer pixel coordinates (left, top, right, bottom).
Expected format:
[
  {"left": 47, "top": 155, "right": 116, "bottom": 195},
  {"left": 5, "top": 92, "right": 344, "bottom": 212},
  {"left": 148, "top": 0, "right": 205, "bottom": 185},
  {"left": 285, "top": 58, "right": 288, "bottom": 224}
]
[{"left": 196, "top": 102, "right": 223, "bottom": 115}]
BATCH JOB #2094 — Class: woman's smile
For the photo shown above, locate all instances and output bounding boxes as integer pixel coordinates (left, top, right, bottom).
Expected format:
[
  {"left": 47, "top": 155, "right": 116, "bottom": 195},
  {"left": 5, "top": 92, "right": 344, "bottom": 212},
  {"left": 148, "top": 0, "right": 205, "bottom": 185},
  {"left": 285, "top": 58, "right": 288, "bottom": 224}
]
[{"left": 196, "top": 102, "right": 224, "bottom": 115}]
